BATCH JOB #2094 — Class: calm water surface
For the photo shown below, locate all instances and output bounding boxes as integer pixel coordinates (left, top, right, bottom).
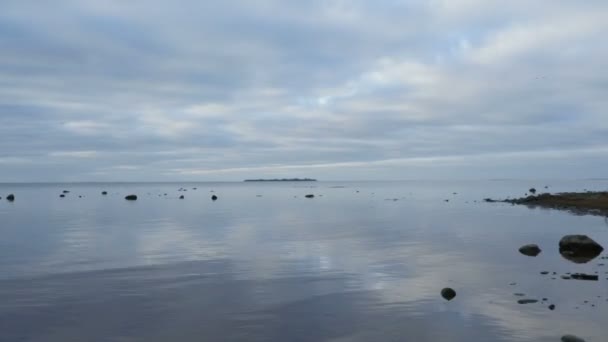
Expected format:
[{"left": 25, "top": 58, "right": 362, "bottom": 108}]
[{"left": 1, "top": 181, "right": 607, "bottom": 341}]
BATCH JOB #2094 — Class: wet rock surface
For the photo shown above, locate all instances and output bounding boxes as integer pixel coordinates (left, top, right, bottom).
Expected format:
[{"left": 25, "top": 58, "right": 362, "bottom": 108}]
[
  {"left": 570, "top": 273, "right": 598, "bottom": 281},
  {"left": 519, "top": 244, "right": 542, "bottom": 257},
  {"left": 559, "top": 235, "right": 604, "bottom": 264},
  {"left": 441, "top": 288, "right": 456, "bottom": 301}
]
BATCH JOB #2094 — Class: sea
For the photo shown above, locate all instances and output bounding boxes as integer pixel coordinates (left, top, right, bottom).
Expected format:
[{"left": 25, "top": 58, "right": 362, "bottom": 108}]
[{"left": 0, "top": 180, "right": 607, "bottom": 341}]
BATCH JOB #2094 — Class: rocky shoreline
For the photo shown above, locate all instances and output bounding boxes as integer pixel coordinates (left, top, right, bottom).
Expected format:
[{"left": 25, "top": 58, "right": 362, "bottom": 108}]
[{"left": 485, "top": 191, "right": 608, "bottom": 216}]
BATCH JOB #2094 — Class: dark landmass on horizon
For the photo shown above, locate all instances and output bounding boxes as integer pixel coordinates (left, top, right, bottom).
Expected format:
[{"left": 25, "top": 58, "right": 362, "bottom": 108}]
[
  {"left": 244, "top": 178, "right": 317, "bottom": 182},
  {"left": 485, "top": 191, "right": 608, "bottom": 217}
]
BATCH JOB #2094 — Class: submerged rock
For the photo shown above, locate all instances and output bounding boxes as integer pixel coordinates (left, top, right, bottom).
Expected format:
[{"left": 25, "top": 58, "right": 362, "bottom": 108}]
[
  {"left": 519, "top": 244, "right": 542, "bottom": 257},
  {"left": 305, "top": 194, "right": 315, "bottom": 198},
  {"left": 559, "top": 235, "right": 604, "bottom": 263},
  {"left": 570, "top": 273, "right": 598, "bottom": 281},
  {"left": 561, "top": 335, "right": 586, "bottom": 342},
  {"left": 441, "top": 288, "right": 456, "bottom": 301},
  {"left": 6, "top": 194, "right": 15, "bottom": 201},
  {"left": 211, "top": 195, "right": 218, "bottom": 201},
  {"left": 125, "top": 195, "right": 138, "bottom": 201}
]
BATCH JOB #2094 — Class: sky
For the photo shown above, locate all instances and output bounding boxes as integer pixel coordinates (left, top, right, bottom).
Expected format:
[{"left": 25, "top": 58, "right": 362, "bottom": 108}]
[{"left": 1, "top": 0, "right": 607, "bottom": 182}]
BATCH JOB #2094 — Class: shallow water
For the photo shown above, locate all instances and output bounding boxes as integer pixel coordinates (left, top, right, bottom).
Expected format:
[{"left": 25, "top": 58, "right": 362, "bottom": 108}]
[{"left": 1, "top": 180, "right": 607, "bottom": 341}]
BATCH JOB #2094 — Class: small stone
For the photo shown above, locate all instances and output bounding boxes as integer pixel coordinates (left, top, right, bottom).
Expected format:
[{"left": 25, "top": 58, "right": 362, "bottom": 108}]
[
  {"left": 102, "top": 191, "right": 108, "bottom": 195},
  {"left": 540, "top": 271, "right": 549, "bottom": 275},
  {"left": 211, "top": 195, "right": 218, "bottom": 201},
  {"left": 549, "top": 304, "right": 556, "bottom": 310},
  {"left": 571, "top": 273, "right": 598, "bottom": 281},
  {"left": 441, "top": 288, "right": 456, "bottom": 301},
  {"left": 179, "top": 195, "right": 184, "bottom": 199},
  {"left": 305, "top": 194, "right": 315, "bottom": 198},
  {"left": 125, "top": 195, "right": 138, "bottom": 201},
  {"left": 6, "top": 194, "right": 15, "bottom": 201},
  {"left": 60, "top": 194, "right": 65, "bottom": 198},
  {"left": 519, "top": 244, "right": 542, "bottom": 257}
]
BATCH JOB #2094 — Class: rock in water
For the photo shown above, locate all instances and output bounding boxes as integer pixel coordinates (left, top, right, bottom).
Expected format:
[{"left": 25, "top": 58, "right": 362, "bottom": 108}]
[
  {"left": 561, "top": 335, "right": 586, "bottom": 342},
  {"left": 59, "top": 194, "right": 65, "bottom": 198},
  {"left": 441, "top": 288, "right": 456, "bottom": 301},
  {"left": 125, "top": 195, "right": 138, "bottom": 201},
  {"left": 517, "top": 299, "right": 538, "bottom": 304},
  {"left": 519, "top": 244, "right": 542, "bottom": 257},
  {"left": 6, "top": 194, "right": 15, "bottom": 201},
  {"left": 211, "top": 195, "right": 218, "bottom": 201},
  {"left": 102, "top": 191, "right": 108, "bottom": 195},
  {"left": 305, "top": 194, "right": 315, "bottom": 198},
  {"left": 549, "top": 304, "right": 556, "bottom": 310},
  {"left": 179, "top": 195, "right": 184, "bottom": 199},
  {"left": 559, "top": 235, "right": 604, "bottom": 264},
  {"left": 570, "top": 273, "right": 598, "bottom": 281}
]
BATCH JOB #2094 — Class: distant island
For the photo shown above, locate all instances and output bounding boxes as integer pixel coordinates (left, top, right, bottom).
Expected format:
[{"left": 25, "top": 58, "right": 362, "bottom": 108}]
[{"left": 244, "top": 178, "right": 317, "bottom": 182}]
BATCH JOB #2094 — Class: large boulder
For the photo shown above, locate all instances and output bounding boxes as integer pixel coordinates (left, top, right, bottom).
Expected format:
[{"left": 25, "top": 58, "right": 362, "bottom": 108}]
[
  {"left": 519, "top": 244, "right": 542, "bottom": 257},
  {"left": 6, "top": 194, "right": 15, "bottom": 201},
  {"left": 559, "top": 235, "right": 604, "bottom": 264},
  {"left": 125, "top": 195, "right": 138, "bottom": 201}
]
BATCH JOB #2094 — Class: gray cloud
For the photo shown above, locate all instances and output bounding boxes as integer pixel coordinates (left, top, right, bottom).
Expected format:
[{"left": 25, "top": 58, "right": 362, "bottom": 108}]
[{"left": 1, "top": 0, "right": 607, "bottom": 181}]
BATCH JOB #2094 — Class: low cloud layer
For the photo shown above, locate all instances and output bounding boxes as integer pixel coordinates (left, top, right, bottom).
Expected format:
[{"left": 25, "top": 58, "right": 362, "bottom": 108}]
[{"left": 1, "top": 0, "right": 607, "bottom": 181}]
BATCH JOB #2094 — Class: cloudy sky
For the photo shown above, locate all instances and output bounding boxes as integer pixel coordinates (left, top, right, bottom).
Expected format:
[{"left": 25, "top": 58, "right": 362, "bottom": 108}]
[{"left": 1, "top": 0, "right": 607, "bottom": 181}]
